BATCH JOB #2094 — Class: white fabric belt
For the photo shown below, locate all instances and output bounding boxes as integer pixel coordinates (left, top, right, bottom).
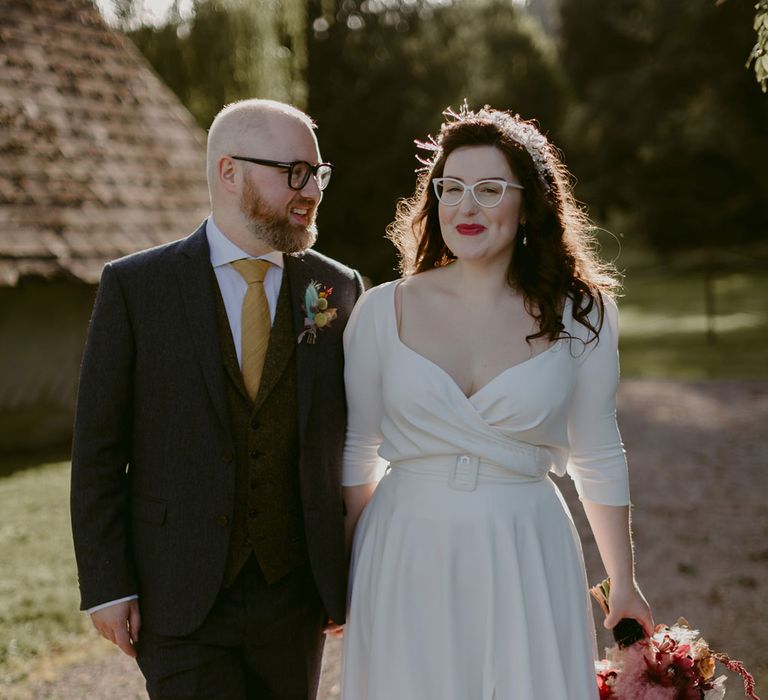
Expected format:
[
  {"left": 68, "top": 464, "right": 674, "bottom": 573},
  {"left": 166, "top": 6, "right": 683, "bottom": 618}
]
[{"left": 390, "top": 454, "right": 548, "bottom": 492}]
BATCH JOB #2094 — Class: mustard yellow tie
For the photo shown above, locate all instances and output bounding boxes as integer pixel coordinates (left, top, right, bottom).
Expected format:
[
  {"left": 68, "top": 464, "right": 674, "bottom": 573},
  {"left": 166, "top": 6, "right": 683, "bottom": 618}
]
[{"left": 231, "top": 259, "right": 272, "bottom": 401}]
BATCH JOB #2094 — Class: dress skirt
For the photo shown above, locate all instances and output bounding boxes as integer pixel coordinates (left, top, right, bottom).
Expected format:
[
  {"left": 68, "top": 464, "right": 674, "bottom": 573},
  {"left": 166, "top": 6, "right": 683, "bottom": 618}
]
[{"left": 341, "top": 459, "right": 600, "bottom": 700}]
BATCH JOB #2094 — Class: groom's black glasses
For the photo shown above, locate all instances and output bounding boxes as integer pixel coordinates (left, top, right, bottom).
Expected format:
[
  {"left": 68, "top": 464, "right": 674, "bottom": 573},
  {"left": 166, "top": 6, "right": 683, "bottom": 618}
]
[{"left": 230, "top": 156, "right": 334, "bottom": 191}]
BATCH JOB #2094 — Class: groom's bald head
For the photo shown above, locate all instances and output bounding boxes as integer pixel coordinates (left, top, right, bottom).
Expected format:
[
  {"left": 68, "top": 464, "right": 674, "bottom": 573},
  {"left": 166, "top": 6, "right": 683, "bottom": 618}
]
[{"left": 206, "top": 99, "right": 317, "bottom": 201}]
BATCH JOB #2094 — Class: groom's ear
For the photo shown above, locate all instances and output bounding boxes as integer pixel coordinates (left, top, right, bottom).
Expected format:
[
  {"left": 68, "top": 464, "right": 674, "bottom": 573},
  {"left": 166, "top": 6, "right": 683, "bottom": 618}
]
[{"left": 218, "top": 156, "right": 239, "bottom": 193}]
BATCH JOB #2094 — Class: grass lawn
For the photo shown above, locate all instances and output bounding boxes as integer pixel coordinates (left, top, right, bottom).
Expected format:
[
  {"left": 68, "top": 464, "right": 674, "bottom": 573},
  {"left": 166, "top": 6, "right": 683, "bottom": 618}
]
[
  {"left": 0, "top": 461, "right": 94, "bottom": 688},
  {"left": 618, "top": 271, "right": 767, "bottom": 379}
]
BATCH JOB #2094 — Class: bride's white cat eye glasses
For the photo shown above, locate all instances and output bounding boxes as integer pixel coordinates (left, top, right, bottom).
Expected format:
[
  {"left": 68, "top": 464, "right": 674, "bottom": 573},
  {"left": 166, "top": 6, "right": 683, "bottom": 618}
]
[{"left": 433, "top": 177, "right": 524, "bottom": 208}]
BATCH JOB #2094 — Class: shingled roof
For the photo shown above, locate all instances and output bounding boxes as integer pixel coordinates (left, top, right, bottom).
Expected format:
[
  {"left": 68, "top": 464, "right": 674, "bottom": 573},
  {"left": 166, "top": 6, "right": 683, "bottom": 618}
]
[{"left": 0, "top": 0, "right": 210, "bottom": 286}]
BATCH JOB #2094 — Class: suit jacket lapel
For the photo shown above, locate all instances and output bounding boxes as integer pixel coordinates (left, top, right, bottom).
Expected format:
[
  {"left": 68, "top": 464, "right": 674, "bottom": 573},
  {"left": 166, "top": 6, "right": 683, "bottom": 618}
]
[
  {"left": 285, "top": 254, "right": 317, "bottom": 440},
  {"left": 176, "top": 222, "right": 231, "bottom": 435}
]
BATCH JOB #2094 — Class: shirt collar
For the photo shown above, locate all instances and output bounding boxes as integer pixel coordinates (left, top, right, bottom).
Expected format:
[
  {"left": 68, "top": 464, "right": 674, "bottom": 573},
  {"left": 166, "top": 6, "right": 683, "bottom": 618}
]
[{"left": 206, "top": 215, "right": 284, "bottom": 269}]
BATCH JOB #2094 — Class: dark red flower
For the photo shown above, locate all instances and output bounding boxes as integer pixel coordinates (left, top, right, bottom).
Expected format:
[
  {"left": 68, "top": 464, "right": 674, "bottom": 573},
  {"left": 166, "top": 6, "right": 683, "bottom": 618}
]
[{"left": 596, "top": 670, "right": 617, "bottom": 700}]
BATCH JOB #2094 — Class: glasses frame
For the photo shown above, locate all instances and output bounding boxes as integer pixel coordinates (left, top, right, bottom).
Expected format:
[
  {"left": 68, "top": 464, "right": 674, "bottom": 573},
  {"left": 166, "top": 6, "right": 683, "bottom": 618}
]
[
  {"left": 432, "top": 177, "right": 524, "bottom": 208},
  {"left": 230, "top": 155, "right": 334, "bottom": 191}
]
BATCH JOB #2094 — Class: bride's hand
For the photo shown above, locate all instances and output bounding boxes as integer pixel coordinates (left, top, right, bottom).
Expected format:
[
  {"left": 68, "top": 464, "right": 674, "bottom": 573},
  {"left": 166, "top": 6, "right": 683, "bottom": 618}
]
[
  {"left": 604, "top": 580, "right": 654, "bottom": 638},
  {"left": 323, "top": 618, "right": 345, "bottom": 638}
]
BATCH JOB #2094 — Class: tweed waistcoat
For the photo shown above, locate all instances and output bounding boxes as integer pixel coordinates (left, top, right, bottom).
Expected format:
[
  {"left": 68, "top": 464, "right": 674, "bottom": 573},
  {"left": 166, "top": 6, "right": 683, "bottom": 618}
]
[{"left": 214, "top": 273, "right": 308, "bottom": 587}]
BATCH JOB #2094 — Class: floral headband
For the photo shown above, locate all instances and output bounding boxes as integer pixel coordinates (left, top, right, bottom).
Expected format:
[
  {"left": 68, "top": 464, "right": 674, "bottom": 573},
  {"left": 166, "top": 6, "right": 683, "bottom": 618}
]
[{"left": 415, "top": 101, "right": 555, "bottom": 192}]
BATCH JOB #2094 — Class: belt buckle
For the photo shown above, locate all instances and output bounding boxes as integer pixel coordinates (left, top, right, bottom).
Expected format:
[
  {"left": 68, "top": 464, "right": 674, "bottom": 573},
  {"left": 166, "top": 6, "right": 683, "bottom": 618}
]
[{"left": 448, "top": 454, "right": 479, "bottom": 492}]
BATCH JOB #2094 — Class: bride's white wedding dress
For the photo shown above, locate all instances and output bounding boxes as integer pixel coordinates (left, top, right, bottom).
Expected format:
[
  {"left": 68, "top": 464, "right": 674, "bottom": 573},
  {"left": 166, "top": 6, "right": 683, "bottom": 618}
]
[{"left": 340, "top": 281, "right": 630, "bottom": 700}]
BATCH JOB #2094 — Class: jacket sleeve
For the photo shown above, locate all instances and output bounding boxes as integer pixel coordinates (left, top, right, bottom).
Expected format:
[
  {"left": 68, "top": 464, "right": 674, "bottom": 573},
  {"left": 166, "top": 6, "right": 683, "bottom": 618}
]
[{"left": 70, "top": 262, "right": 138, "bottom": 610}]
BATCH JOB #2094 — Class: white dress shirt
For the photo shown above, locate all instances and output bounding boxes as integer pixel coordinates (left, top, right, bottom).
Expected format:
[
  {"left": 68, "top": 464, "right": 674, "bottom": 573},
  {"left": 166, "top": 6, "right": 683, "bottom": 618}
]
[
  {"left": 88, "top": 216, "right": 284, "bottom": 615},
  {"left": 206, "top": 215, "right": 284, "bottom": 365}
]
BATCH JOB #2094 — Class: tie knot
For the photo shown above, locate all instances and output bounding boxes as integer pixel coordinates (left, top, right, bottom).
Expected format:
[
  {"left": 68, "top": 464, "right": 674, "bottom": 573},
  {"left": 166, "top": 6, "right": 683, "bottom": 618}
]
[{"left": 232, "top": 259, "right": 271, "bottom": 285}]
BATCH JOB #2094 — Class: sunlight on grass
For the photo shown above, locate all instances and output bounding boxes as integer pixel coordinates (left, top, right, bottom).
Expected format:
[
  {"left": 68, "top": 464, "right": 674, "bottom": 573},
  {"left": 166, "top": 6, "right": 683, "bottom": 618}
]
[
  {"left": 0, "top": 462, "right": 91, "bottom": 687},
  {"left": 618, "top": 272, "right": 767, "bottom": 379},
  {"left": 620, "top": 310, "right": 764, "bottom": 336}
]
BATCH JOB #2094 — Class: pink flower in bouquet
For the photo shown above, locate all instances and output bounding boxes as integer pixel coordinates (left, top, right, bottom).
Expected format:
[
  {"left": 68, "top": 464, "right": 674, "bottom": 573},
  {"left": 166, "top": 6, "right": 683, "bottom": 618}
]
[
  {"left": 643, "top": 635, "right": 701, "bottom": 697},
  {"left": 598, "top": 625, "right": 749, "bottom": 700},
  {"left": 611, "top": 637, "right": 704, "bottom": 698},
  {"left": 590, "top": 579, "right": 759, "bottom": 700},
  {"left": 596, "top": 664, "right": 618, "bottom": 700}
]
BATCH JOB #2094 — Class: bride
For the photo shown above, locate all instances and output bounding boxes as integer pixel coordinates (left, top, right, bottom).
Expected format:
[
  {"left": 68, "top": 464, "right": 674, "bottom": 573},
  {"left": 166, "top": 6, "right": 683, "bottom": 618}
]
[{"left": 339, "top": 105, "right": 653, "bottom": 699}]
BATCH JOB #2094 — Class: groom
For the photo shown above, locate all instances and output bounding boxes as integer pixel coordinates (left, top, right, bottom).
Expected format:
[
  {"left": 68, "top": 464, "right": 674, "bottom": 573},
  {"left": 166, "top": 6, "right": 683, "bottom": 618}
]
[{"left": 71, "top": 99, "right": 363, "bottom": 699}]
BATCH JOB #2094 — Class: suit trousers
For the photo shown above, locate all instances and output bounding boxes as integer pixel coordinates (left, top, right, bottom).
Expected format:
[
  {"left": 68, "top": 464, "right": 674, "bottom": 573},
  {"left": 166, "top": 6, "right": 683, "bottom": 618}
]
[{"left": 136, "top": 556, "right": 326, "bottom": 700}]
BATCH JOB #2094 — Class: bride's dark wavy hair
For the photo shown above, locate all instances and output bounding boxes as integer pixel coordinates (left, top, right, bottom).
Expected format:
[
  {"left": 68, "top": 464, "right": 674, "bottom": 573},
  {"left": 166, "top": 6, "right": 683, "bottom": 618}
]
[{"left": 386, "top": 106, "right": 620, "bottom": 344}]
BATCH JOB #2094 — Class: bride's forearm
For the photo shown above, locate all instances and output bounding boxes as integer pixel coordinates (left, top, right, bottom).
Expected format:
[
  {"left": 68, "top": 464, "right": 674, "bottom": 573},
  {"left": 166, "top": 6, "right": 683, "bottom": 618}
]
[
  {"left": 581, "top": 501, "right": 635, "bottom": 585},
  {"left": 343, "top": 483, "right": 377, "bottom": 553}
]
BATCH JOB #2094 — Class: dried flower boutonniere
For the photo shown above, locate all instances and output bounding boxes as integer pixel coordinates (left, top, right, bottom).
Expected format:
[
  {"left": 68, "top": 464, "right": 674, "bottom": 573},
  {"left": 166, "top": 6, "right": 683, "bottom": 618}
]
[{"left": 298, "top": 281, "right": 337, "bottom": 344}]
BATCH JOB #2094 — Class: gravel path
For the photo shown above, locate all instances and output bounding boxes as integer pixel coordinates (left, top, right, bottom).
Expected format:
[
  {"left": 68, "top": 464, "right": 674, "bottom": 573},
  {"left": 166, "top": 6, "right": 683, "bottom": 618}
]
[{"left": 12, "top": 380, "right": 768, "bottom": 699}]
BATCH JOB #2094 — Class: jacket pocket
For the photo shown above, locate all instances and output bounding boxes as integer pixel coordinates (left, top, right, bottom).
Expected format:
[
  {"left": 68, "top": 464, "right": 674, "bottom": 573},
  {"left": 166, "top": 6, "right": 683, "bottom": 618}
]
[{"left": 133, "top": 495, "right": 167, "bottom": 525}]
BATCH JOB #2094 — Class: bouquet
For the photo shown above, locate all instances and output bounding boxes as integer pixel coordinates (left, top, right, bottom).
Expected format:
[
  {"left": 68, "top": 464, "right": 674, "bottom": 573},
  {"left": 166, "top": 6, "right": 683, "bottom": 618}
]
[{"left": 590, "top": 578, "right": 760, "bottom": 700}]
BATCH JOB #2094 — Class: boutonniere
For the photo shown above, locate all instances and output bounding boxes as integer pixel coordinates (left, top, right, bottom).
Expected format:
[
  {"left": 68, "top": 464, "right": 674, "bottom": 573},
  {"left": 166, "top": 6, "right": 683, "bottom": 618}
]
[{"left": 298, "top": 281, "right": 338, "bottom": 344}]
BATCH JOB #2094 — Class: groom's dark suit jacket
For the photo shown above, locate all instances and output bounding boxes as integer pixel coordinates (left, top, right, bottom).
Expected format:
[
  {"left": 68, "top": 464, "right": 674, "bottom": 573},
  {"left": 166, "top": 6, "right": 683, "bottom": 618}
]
[{"left": 71, "top": 221, "right": 363, "bottom": 636}]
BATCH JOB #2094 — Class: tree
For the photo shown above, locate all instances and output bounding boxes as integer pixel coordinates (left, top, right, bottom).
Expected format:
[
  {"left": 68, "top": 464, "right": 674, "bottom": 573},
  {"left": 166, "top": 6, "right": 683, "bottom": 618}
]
[
  {"left": 126, "top": 0, "right": 308, "bottom": 127},
  {"left": 559, "top": 0, "right": 768, "bottom": 253},
  {"left": 111, "top": 0, "right": 139, "bottom": 28}
]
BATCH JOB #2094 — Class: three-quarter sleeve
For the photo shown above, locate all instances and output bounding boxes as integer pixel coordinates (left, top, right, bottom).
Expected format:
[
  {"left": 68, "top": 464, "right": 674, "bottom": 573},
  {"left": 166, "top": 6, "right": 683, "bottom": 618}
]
[
  {"left": 565, "top": 295, "right": 631, "bottom": 506},
  {"left": 342, "top": 289, "right": 389, "bottom": 486}
]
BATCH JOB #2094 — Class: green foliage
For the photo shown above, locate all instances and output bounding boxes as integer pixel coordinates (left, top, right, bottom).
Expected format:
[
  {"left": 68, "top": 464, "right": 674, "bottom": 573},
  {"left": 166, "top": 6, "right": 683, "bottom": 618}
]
[
  {"left": 747, "top": 0, "right": 768, "bottom": 92},
  {"left": 308, "top": 0, "right": 567, "bottom": 282},
  {"left": 559, "top": 0, "right": 768, "bottom": 253},
  {"left": 127, "top": 0, "right": 308, "bottom": 127}
]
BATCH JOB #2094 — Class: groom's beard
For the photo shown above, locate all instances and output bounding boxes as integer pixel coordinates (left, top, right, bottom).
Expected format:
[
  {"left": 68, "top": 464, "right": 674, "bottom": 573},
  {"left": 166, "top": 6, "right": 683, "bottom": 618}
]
[{"left": 239, "top": 177, "right": 318, "bottom": 254}]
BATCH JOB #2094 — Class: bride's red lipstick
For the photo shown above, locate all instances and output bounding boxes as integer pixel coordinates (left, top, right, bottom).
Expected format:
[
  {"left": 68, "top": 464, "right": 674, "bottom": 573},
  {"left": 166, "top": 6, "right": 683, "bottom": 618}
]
[{"left": 456, "top": 224, "right": 486, "bottom": 236}]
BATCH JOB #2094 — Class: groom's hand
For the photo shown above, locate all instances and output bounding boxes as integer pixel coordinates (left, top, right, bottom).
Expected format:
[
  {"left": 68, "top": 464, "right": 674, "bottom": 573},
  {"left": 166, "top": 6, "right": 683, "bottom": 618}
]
[
  {"left": 323, "top": 618, "right": 345, "bottom": 638},
  {"left": 90, "top": 600, "right": 142, "bottom": 658}
]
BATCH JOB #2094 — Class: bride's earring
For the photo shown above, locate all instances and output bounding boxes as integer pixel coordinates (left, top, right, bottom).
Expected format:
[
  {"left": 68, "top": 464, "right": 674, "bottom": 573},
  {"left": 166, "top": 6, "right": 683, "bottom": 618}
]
[{"left": 519, "top": 222, "right": 528, "bottom": 247}]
